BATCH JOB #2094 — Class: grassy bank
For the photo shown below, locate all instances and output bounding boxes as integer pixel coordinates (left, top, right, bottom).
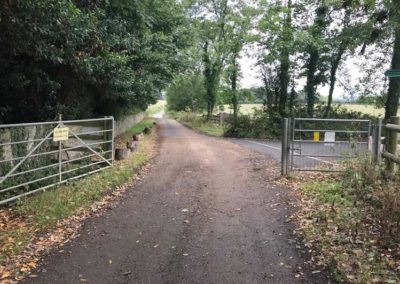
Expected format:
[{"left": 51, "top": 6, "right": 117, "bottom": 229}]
[
  {"left": 168, "top": 111, "right": 224, "bottom": 137},
  {"left": 0, "top": 118, "right": 157, "bottom": 281},
  {"left": 124, "top": 117, "right": 157, "bottom": 137},
  {"left": 292, "top": 158, "right": 400, "bottom": 283}
]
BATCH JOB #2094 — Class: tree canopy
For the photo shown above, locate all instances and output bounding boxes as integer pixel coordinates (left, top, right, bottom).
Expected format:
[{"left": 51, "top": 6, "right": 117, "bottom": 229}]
[
  {"left": 1, "top": 0, "right": 400, "bottom": 123},
  {"left": 0, "top": 0, "right": 189, "bottom": 123}
]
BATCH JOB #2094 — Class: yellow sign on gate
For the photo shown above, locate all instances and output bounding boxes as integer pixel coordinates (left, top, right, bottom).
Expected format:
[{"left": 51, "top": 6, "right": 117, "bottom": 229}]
[
  {"left": 53, "top": 127, "right": 69, "bottom": 142},
  {"left": 313, "top": 131, "right": 320, "bottom": 142}
]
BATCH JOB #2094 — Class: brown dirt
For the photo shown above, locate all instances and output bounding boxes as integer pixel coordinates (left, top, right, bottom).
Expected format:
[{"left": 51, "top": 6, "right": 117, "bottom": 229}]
[{"left": 21, "top": 119, "right": 333, "bottom": 284}]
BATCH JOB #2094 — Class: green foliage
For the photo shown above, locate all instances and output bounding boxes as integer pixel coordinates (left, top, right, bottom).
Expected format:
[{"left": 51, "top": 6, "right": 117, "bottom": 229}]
[
  {"left": 124, "top": 118, "right": 156, "bottom": 136},
  {"left": 167, "top": 111, "right": 224, "bottom": 137},
  {"left": 224, "top": 103, "right": 375, "bottom": 139},
  {"left": 298, "top": 157, "right": 400, "bottom": 283},
  {"left": 146, "top": 100, "right": 166, "bottom": 116},
  {"left": 0, "top": 0, "right": 189, "bottom": 123},
  {"left": 224, "top": 109, "right": 281, "bottom": 138},
  {"left": 166, "top": 74, "right": 206, "bottom": 112}
]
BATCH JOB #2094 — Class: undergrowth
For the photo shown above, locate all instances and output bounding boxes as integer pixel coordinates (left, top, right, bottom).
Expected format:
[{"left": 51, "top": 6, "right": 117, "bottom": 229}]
[
  {"left": 224, "top": 103, "right": 375, "bottom": 139},
  {"left": 124, "top": 117, "right": 156, "bottom": 137},
  {"left": 168, "top": 103, "right": 375, "bottom": 139},
  {"left": 167, "top": 111, "right": 224, "bottom": 137},
  {"left": 296, "top": 156, "right": 400, "bottom": 283}
]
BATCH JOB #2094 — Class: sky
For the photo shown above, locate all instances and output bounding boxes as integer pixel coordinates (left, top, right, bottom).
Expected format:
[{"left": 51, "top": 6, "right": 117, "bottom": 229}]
[
  {"left": 237, "top": 51, "right": 349, "bottom": 98},
  {"left": 238, "top": 50, "right": 389, "bottom": 101},
  {"left": 238, "top": 53, "right": 260, "bottom": 89}
]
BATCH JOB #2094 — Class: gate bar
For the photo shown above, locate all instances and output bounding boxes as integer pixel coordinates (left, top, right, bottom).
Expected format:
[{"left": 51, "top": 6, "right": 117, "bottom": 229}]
[{"left": 293, "top": 118, "right": 370, "bottom": 123}]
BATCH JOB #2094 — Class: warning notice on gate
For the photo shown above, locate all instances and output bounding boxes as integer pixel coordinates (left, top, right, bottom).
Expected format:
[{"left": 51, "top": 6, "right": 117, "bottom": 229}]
[
  {"left": 53, "top": 127, "right": 69, "bottom": 142},
  {"left": 313, "top": 131, "right": 320, "bottom": 142}
]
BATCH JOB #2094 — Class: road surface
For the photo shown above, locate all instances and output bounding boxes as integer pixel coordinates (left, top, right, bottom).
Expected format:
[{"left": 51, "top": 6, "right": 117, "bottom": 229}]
[
  {"left": 22, "top": 119, "right": 332, "bottom": 284},
  {"left": 232, "top": 138, "right": 369, "bottom": 171}
]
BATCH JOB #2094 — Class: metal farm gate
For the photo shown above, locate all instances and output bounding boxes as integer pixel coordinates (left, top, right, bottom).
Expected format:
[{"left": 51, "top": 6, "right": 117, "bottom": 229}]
[
  {"left": 0, "top": 116, "right": 114, "bottom": 205},
  {"left": 281, "top": 118, "right": 372, "bottom": 175}
]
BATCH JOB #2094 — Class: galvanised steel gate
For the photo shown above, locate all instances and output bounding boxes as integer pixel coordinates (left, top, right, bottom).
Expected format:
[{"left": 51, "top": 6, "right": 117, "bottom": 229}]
[
  {"left": 0, "top": 116, "right": 114, "bottom": 205},
  {"left": 281, "top": 118, "right": 372, "bottom": 174}
]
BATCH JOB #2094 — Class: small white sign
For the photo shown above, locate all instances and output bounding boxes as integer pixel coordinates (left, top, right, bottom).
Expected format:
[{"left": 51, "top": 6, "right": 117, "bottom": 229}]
[
  {"left": 324, "top": 131, "right": 335, "bottom": 146},
  {"left": 53, "top": 127, "right": 69, "bottom": 142}
]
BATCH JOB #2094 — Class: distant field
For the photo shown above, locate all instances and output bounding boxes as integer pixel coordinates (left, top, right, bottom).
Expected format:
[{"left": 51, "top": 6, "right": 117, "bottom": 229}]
[
  {"left": 222, "top": 104, "right": 263, "bottom": 115},
  {"left": 222, "top": 103, "right": 388, "bottom": 117},
  {"left": 163, "top": 101, "right": 389, "bottom": 117},
  {"left": 343, "top": 104, "right": 385, "bottom": 117}
]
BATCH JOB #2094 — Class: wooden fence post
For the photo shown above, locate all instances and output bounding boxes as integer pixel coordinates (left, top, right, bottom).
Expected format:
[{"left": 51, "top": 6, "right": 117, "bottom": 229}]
[{"left": 386, "top": 116, "right": 400, "bottom": 173}]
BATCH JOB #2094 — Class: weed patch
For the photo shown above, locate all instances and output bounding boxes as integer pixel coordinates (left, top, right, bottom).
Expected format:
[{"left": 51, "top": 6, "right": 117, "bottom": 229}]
[
  {"left": 168, "top": 111, "right": 224, "bottom": 137},
  {"left": 291, "top": 158, "right": 400, "bottom": 283}
]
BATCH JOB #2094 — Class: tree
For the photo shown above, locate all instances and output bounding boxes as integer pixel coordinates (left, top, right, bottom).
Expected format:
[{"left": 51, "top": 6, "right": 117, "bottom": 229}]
[
  {"left": 323, "top": 1, "right": 372, "bottom": 117},
  {"left": 0, "top": 0, "right": 189, "bottom": 123},
  {"left": 167, "top": 74, "right": 206, "bottom": 112},
  {"left": 188, "top": 0, "right": 234, "bottom": 119},
  {"left": 384, "top": 0, "right": 400, "bottom": 120},
  {"left": 258, "top": 0, "right": 296, "bottom": 116},
  {"left": 303, "top": 1, "right": 329, "bottom": 117},
  {"left": 225, "top": 3, "right": 255, "bottom": 119}
]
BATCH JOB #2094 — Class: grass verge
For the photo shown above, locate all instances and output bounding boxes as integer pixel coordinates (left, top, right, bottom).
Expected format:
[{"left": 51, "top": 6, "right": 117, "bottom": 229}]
[
  {"left": 167, "top": 111, "right": 224, "bottom": 137},
  {"left": 0, "top": 118, "right": 157, "bottom": 280},
  {"left": 291, "top": 157, "right": 400, "bottom": 283},
  {"left": 123, "top": 117, "right": 156, "bottom": 137}
]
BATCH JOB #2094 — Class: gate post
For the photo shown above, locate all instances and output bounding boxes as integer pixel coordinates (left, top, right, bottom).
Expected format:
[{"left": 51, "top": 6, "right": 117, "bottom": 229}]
[
  {"left": 281, "top": 118, "right": 290, "bottom": 176},
  {"left": 386, "top": 116, "right": 400, "bottom": 173},
  {"left": 58, "top": 114, "right": 63, "bottom": 183},
  {"left": 372, "top": 118, "right": 382, "bottom": 165}
]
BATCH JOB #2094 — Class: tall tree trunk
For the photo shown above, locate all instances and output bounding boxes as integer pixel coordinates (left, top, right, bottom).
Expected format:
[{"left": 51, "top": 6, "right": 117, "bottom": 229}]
[
  {"left": 230, "top": 49, "right": 238, "bottom": 119},
  {"left": 305, "top": 48, "right": 319, "bottom": 117},
  {"left": 279, "top": 56, "right": 290, "bottom": 116},
  {"left": 203, "top": 42, "right": 218, "bottom": 119},
  {"left": 278, "top": 0, "right": 292, "bottom": 117},
  {"left": 385, "top": 26, "right": 400, "bottom": 120},
  {"left": 289, "top": 86, "right": 296, "bottom": 115},
  {"left": 305, "top": 2, "right": 327, "bottom": 117},
  {"left": 261, "top": 67, "right": 274, "bottom": 113},
  {"left": 274, "top": 87, "right": 279, "bottom": 111},
  {"left": 324, "top": 47, "right": 344, "bottom": 118}
]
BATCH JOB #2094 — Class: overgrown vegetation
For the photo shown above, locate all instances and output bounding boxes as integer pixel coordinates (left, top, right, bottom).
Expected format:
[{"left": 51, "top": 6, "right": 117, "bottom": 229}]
[
  {"left": 168, "top": 111, "right": 224, "bottom": 137},
  {"left": 293, "top": 157, "right": 400, "bottom": 283},
  {"left": 166, "top": 0, "right": 400, "bottom": 128},
  {"left": 123, "top": 118, "right": 156, "bottom": 137},
  {"left": 0, "top": 120, "right": 156, "bottom": 276},
  {"left": 146, "top": 101, "right": 166, "bottom": 116},
  {"left": 0, "top": 1, "right": 189, "bottom": 123},
  {"left": 168, "top": 103, "right": 375, "bottom": 139}
]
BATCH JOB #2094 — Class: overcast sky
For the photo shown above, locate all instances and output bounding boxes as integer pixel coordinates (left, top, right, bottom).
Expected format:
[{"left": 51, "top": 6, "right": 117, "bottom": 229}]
[{"left": 238, "top": 49, "right": 389, "bottom": 100}]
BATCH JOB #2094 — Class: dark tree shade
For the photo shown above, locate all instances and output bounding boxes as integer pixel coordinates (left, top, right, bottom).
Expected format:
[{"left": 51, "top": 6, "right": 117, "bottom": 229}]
[{"left": 0, "top": 0, "right": 189, "bottom": 123}]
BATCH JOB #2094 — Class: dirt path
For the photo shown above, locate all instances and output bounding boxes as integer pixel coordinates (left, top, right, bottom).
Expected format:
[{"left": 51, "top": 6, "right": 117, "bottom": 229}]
[{"left": 22, "top": 119, "right": 332, "bottom": 284}]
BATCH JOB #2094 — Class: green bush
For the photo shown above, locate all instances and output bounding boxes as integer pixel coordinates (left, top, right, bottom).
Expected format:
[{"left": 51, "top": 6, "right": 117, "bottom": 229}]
[{"left": 223, "top": 103, "right": 376, "bottom": 139}]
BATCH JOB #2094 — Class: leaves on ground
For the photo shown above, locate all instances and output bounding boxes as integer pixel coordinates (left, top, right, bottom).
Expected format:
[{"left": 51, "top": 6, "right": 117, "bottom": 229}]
[
  {"left": 279, "top": 172, "right": 400, "bottom": 283},
  {"left": 0, "top": 130, "right": 158, "bottom": 282}
]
